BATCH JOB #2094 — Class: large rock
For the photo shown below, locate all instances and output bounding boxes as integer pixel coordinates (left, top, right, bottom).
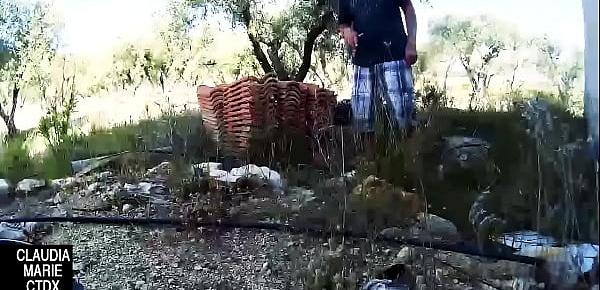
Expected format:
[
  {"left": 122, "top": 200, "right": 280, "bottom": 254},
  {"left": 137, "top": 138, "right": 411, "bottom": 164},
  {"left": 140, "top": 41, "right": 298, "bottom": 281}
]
[
  {"left": 15, "top": 179, "right": 46, "bottom": 194},
  {"left": 51, "top": 177, "right": 77, "bottom": 190},
  {"left": 352, "top": 175, "right": 422, "bottom": 218},
  {"left": 409, "top": 213, "right": 459, "bottom": 241},
  {"left": 439, "top": 136, "right": 493, "bottom": 184}
]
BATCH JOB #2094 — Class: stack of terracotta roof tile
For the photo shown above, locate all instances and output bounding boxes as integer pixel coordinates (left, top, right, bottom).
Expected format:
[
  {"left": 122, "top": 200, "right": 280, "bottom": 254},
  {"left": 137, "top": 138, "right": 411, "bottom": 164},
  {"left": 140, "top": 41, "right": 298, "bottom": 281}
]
[
  {"left": 256, "top": 75, "right": 278, "bottom": 128},
  {"left": 302, "top": 83, "right": 320, "bottom": 132},
  {"left": 276, "top": 81, "right": 306, "bottom": 135},
  {"left": 197, "top": 85, "right": 226, "bottom": 142},
  {"left": 197, "top": 77, "right": 337, "bottom": 155},
  {"left": 312, "top": 87, "right": 337, "bottom": 131},
  {"left": 221, "top": 76, "right": 261, "bottom": 154}
]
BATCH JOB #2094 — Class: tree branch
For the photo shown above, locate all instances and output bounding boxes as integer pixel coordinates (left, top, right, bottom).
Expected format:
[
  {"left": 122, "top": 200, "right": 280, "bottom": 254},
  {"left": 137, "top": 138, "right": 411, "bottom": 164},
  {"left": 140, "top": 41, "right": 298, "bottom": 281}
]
[
  {"left": 0, "top": 103, "right": 9, "bottom": 125},
  {"left": 9, "top": 76, "right": 21, "bottom": 122},
  {"left": 240, "top": 2, "right": 274, "bottom": 76},
  {"left": 294, "top": 10, "right": 334, "bottom": 82},
  {"left": 266, "top": 41, "right": 290, "bottom": 80}
]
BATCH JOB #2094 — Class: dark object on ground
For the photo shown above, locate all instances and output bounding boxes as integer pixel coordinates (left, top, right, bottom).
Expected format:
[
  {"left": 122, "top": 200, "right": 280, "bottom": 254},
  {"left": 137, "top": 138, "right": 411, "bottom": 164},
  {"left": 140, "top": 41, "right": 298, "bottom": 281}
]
[
  {"left": 1, "top": 216, "right": 545, "bottom": 265},
  {"left": 379, "top": 264, "right": 407, "bottom": 281},
  {"left": 333, "top": 99, "right": 353, "bottom": 126}
]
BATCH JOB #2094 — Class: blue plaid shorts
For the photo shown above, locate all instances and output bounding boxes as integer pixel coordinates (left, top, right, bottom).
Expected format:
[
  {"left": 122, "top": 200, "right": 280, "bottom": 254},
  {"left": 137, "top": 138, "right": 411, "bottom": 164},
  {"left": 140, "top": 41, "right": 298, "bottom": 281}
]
[{"left": 351, "top": 60, "right": 416, "bottom": 133}]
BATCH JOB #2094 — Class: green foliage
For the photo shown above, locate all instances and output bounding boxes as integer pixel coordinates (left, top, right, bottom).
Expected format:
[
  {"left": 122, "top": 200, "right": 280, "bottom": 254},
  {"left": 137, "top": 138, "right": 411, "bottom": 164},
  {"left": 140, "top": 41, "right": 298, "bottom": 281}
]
[
  {"left": 110, "top": 44, "right": 145, "bottom": 90},
  {"left": 430, "top": 15, "right": 510, "bottom": 110},
  {"left": 534, "top": 37, "right": 583, "bottom": 108},
  {"left": 68, "top": 112, "right": 205, "bottom": 161},
  {"left": 0, "top": 0, "right": 57, "bottom": 137},
  {"left": 0, "top": 135, "right": 37, "bottom": 183},
  {"left": 416, "top": 80, "right": 448, "bottom": 110},
  {"left": 189, "top": 0, "right": 339, "bottom": 81},
  {"left": 38, "top": 59, "right": 78, "bottom": 153},
  {"left": 39, "top": 143, "right": 73, "bottom": 179},
  {"left": 95, "top": 0, "right": 218, "bottom": 92}
]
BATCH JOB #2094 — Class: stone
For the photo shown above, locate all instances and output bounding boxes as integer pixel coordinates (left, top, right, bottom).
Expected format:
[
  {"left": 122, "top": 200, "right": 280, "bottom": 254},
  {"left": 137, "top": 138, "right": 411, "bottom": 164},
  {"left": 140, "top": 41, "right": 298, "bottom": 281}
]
[
  {"left": 134, "top": 281, "right": 145, "bottom": 290},
  {"left": 409, "top": 213, "right": 459, "bottom": 241},
  {"left": 51, "top": 177, "right": 76, "bottom": 190},
  {"left": 16, "top": 179, "right": 46, "bottom": 194},
  {"left": 98, "top": 171, "right": 111, "bottom": 180},
  {"left": 0, "top": 179, "right": 10, "bottom": 199},
  {"left": 53, "top": 191, "right": 67, "bottom": 204},
  {"left": 87, "top": 182, "right": 100, "bottom": 193},
  {"left": 261, "top": 262, "right": 270, "bottom": 272},
  {"left": 395, "top": 247, "right": 415, "bottom": 264},
  {"left": 122, "top": 204, "right": 134, "bottom": 213}
]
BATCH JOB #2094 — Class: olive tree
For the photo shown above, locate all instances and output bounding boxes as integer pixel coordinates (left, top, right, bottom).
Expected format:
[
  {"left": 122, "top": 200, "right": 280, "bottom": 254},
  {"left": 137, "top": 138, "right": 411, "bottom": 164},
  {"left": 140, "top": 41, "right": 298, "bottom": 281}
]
[
  {"left": 535, "top": 37, "right": 583, "bottom": 108},
  {"left": 187, "top": 0, "right": 339, "bottom": 82},
  {"left": 430, "top": 15, "right": 508, "bottom": 110},
  {"left": 0, "top": 0, "right": 56, "bottom": 138}
]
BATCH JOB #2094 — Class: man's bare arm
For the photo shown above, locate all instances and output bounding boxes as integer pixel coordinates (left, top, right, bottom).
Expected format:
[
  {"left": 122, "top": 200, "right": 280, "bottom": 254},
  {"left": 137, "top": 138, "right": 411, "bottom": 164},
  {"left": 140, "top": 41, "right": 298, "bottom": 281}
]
[{"left": 401, "top": 0, "right": 417, "bottom": 45}]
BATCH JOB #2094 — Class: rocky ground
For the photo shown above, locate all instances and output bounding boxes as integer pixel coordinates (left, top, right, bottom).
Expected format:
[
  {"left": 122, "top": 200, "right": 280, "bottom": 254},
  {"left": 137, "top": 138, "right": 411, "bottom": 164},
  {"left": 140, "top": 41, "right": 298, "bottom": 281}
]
[
  {"left": 1, "top": 159, "right": 542, "bottom": 290},
  {"left": 42, "top": 222, "right": 539, "bottom": 290}
]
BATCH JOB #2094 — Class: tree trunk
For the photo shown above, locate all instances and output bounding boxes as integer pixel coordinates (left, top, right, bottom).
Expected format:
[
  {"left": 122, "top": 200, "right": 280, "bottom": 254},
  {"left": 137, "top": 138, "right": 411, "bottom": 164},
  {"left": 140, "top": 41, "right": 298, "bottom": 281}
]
[
  {"left": 0, "top": 83, "right": 20, "bottom": 138},
  {"left": 443, "top": 59, "right": 453, "bottom": 93},
  {"left": 267, "top": 42, "right": 291, "bottom": 80},
  {"left": 467, "top": 76, "right": 479, "bottom": 111},
  {"left": 238, "top": 1, "right": 333, "bottom": 82},
  {"left": 294, "top": 11, "right": 334, "bottom": 82},
  {"left": 509, "top": 62, "right": 519, "bottom": 94},
  {"left": 0, "top": 111, "right": 18, "bottom": 138},
  {"left": 240, "top": 3, "right": 274, "bottom": 76}
]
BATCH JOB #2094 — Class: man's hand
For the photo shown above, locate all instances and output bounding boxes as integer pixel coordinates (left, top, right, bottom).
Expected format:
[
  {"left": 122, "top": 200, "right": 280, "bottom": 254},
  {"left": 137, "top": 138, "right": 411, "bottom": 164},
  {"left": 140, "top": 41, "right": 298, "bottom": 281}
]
[
  {"left": 405, "top": 40, "right": 418, "bottom": 66},
  {"left": 339, "top": 26, "right": 359, "bottom": 52}
]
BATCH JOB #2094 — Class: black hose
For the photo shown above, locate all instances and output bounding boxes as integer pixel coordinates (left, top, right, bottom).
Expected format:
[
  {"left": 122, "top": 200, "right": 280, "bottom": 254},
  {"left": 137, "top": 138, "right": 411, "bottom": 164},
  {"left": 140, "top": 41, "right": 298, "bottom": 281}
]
[
  {"left": 1, "top": 216, "right": 543, "bottom": 265},
  {"left": 2, "top": 216, "right": 181, "bottom": 226}
]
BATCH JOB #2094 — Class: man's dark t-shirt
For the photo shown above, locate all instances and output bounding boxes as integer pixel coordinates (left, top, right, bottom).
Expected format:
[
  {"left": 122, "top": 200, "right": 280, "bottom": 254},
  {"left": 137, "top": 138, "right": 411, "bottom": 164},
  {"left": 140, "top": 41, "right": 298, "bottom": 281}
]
[{"left": 338, "top": 0, "right": 409, "bottom": 67}]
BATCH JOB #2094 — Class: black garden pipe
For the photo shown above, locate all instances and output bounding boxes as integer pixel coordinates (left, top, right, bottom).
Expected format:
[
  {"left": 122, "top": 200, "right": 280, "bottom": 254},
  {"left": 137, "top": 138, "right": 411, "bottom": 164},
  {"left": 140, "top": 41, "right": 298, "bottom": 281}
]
[{"left": 1, "top": 216, "right": 543, "bottom": 265}]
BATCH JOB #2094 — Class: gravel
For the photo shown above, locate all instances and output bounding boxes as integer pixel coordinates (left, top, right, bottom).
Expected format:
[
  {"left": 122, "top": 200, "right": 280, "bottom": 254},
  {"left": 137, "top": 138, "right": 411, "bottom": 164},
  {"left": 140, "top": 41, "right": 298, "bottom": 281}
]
[
  {"left": 43, "top": 223, "right": 326, "bottom": 289},
  {"left": 4, "top": 161, "right": 539, "bottom": 290}
]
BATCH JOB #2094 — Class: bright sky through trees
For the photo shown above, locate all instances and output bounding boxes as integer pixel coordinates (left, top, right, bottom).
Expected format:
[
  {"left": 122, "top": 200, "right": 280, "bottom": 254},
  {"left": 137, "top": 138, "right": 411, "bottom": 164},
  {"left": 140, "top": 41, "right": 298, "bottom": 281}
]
[{"left": 49, "top": 0, "right": 585, "bottom": 57}]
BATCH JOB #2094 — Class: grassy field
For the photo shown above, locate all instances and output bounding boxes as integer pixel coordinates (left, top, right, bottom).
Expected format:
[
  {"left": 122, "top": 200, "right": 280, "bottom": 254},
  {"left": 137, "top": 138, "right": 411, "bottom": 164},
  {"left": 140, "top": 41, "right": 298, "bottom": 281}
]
[{"left": 0, "top": 68, "right": 583, "bottom": 183}]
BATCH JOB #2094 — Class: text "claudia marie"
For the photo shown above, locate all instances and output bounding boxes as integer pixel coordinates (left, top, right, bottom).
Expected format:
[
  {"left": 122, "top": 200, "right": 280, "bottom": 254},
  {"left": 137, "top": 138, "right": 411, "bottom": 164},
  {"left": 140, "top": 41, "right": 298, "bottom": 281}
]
[{"left": 16, "top": 249, "right": 71, "bottom": 262}]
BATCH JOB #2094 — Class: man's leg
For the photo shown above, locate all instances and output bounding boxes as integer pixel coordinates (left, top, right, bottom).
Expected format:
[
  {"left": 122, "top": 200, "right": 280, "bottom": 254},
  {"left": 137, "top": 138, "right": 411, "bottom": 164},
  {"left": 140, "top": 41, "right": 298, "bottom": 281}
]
[
  {"left": 379, "top": 60, "right": 416, "bottom": 137},
  {"left": 351, "top": 65, "right": 376, "bottom": 158}
]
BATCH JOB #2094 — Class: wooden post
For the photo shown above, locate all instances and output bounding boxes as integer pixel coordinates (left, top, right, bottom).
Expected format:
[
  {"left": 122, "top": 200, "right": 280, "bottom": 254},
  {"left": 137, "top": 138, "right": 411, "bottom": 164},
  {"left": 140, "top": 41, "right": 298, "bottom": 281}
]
[{"left": 583, "top": 0, "right": 599, "bottom": 160}]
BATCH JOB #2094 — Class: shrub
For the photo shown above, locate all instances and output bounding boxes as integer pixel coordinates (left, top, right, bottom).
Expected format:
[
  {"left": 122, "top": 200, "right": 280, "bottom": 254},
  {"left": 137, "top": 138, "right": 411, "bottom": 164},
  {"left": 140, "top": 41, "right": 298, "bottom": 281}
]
[{"left": 0, "top": 136, "right": 38, "bottom": 183}]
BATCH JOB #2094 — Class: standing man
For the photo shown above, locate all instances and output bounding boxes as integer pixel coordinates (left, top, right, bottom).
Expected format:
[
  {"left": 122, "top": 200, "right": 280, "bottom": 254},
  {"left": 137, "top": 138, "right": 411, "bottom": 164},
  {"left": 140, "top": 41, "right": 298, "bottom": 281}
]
[{"left": 338, "top": 0, "right": 418, "bottom": 155}]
